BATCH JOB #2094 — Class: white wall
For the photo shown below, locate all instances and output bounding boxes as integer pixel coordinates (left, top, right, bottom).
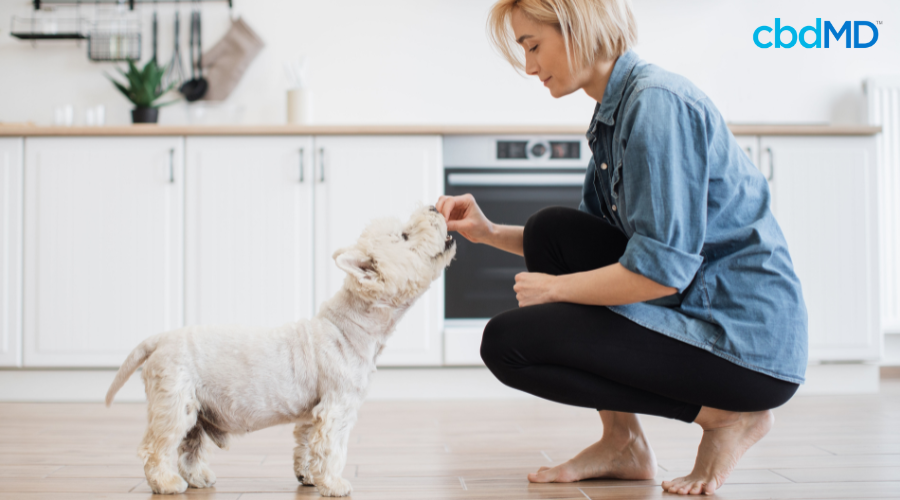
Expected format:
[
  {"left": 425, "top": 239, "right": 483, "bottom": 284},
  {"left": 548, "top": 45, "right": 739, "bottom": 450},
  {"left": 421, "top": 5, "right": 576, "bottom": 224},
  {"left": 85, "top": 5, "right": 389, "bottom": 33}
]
[{"left": 0, "top": 0, "right": 897, "bottom": 126}]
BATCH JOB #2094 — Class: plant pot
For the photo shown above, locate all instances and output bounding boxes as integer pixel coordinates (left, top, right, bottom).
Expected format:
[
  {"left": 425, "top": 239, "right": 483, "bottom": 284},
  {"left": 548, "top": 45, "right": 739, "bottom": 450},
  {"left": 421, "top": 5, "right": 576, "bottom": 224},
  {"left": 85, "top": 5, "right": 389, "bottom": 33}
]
[{"left": 131, "top": 107, "right": 159, "bottom": 124}]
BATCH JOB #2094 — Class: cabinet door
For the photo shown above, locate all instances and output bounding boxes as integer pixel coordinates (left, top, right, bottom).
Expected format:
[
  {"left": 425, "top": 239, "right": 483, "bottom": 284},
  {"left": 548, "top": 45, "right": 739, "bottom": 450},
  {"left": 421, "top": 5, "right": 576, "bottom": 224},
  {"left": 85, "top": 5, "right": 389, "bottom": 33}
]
[
  {"left": 313, "top": 136, "right": 443, "bottom": 366},
  {"left": 185, "top": 137, "right": 314, "bottom": 327},
  {"left": 24, "top": 137, "right": 184, "bottom": 367},
  {"left": 0, "top": 138, "right": 23, "bottom": 367},
  {"left": 760, "top": 136, "right": 881, "bottom": 362}
]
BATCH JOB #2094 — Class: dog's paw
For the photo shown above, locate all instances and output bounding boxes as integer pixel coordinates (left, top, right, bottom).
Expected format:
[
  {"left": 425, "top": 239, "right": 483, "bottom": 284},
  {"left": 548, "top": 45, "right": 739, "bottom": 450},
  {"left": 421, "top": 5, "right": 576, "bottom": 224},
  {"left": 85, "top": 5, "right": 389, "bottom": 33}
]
[
  {"left": 148, "top": 473, "right": 188, "bottom": 495},
  {"left": 184, "top": 464, "right": 217, "bottom": 489},
  {"left": 317, "top": 476, "right": 352, "bottom": 497}
]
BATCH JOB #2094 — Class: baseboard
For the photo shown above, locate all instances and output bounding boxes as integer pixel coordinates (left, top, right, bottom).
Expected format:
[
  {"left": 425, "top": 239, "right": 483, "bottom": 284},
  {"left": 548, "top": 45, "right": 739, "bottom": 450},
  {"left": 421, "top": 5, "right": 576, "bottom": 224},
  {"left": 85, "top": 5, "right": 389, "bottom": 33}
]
[
  {"left": 0, "top": 363, "right": 881, "bottom": 403},
  {"left": 0, "top": 368, "right": 535, "bottom": 403}
]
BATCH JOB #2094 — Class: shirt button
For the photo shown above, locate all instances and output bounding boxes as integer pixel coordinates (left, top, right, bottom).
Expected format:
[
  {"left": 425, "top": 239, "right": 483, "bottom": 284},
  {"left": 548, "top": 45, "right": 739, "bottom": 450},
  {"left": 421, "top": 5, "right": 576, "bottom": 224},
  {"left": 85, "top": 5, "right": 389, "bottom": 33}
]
[
  {"left": 611, "top": 204, "right": 617, "bottom": 211},
  {"left": 601, "top": 163, "right": 608, "bottom": 170}
]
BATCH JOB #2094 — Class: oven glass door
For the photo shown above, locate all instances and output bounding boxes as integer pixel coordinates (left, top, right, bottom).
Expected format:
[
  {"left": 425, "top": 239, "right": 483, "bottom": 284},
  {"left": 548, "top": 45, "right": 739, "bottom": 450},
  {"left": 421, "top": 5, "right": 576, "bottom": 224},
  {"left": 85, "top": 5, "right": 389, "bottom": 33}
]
[{"left": 444, "top": 168, "right": 586, "bottom": 319}]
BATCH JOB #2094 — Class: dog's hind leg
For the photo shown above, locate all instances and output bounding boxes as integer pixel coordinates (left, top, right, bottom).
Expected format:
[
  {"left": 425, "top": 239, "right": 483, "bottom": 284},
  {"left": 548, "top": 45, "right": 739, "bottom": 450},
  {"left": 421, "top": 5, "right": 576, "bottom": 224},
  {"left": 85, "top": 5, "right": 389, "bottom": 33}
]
[
  {"left": 293, "top": 416, "right": 315, "bottom": 486},
  {"left": 307, "top": 400, "right": 359, "bottom": 497},
  {"left": 138, "top": 372, "right": 193, "bottom": 495},
  {"left": 178, "top": 424, "right": 217, "bottom": 488}
]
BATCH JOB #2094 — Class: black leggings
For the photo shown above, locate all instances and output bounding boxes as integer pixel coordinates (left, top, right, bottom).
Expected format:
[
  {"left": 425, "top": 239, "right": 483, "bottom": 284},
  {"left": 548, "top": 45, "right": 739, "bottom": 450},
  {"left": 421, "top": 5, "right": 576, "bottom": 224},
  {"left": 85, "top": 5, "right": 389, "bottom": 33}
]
[{"left": 480, "top": 207, "right": 799, "bottom": 423}]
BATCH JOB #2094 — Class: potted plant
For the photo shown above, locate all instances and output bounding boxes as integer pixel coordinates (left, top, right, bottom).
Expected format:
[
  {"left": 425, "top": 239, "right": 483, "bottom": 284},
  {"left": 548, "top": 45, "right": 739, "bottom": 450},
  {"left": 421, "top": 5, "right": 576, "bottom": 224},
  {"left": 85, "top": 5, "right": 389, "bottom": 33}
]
[{"left": 108, "top": 59, "right": 177, "bottom": 124}]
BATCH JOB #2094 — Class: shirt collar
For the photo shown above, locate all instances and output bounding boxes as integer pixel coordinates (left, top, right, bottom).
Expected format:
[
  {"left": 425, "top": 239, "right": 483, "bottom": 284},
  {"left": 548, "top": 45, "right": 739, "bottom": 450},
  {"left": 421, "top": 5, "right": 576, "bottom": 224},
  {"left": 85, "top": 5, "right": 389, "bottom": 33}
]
[{"left": 587, "top": 50, "right": 640, "bottom": 134}]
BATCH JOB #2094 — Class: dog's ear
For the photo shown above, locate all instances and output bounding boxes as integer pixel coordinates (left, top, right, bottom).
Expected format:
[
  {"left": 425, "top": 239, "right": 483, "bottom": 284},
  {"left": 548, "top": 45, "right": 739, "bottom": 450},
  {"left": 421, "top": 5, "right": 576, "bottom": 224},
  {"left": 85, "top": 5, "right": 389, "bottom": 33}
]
[{"left": 334, "top": 248, "right": 379, "bottom": 283}]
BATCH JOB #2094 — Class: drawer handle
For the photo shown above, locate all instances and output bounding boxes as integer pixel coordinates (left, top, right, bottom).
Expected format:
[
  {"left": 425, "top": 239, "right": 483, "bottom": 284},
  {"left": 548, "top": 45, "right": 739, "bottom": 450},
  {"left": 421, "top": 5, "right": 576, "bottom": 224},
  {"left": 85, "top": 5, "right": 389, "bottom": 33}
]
[
  {"left": 168, "top": 148, "right": 175, "bottom": 183},
  {"left": 765, "top": 147, "right": 774, "bottom": 181},
  {"left": 318, "top": 147, "right": 325, "bottom": 183},
  {"left": 299, "top": 148, "right": 305, "bottom": 183}
]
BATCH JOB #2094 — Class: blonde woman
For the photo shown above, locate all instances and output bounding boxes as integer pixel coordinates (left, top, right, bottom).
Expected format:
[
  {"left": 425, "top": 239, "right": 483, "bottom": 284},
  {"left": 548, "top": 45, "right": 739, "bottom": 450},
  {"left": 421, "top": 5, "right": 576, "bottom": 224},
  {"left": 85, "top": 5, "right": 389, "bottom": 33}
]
[{"left": 436, "top": 0, "right": 807, "bottom": 496}]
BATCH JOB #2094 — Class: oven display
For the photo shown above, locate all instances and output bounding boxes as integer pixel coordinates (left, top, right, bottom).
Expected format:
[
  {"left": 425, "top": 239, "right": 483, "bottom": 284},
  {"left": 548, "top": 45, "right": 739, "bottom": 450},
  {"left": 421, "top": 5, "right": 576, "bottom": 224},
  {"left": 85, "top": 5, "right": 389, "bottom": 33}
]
[
  {"left": 496, "top": 141, "right": 528, "bottom": 159},
  {"left": 550, "top": 141, "right": 580, "bottom": 159}
]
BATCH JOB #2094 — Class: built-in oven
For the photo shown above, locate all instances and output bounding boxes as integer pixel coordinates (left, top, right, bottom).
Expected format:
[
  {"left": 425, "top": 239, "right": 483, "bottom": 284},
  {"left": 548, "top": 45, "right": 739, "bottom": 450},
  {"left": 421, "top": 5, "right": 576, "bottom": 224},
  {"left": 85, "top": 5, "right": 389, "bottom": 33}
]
[{"left": 442, "top": 135, "right": 590, "bottom": 364}]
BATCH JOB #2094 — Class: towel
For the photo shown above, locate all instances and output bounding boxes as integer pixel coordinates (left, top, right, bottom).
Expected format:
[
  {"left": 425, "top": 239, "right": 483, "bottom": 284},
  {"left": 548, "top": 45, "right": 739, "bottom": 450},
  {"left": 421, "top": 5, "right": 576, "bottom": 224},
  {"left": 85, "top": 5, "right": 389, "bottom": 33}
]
[{"left": 201, "top": 17, "right": 265, "bottom": 101}]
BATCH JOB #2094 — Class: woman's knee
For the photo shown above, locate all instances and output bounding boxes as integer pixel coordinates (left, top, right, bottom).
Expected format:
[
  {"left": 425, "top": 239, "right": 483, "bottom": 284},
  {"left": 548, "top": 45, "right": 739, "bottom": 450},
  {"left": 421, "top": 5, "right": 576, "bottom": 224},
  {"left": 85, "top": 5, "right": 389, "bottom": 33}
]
[
  {"left": 479, "top": 311, "right": 522, "bottom": 375},
  {"left": 523, "top": 206, "right": 570, "bottom": 273},
  {"left": 524, "top": 206, "right": 568, "bottom": 248}
]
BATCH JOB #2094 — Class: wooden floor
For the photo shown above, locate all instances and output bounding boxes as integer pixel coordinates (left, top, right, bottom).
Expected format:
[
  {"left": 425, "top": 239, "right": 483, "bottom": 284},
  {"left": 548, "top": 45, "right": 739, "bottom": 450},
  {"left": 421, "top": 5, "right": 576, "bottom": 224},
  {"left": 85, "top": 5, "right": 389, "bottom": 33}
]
[{"left": 1, "top": 381, "right": 899, "bottom": 500}]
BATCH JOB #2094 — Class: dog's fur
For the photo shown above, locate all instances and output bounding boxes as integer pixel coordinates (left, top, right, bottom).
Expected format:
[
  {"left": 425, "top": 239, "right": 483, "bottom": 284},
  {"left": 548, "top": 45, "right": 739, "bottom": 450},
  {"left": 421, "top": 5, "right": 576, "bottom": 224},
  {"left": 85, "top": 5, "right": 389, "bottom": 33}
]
[{"left": 106, "top": 206, "right": 456, "bottom": 496}]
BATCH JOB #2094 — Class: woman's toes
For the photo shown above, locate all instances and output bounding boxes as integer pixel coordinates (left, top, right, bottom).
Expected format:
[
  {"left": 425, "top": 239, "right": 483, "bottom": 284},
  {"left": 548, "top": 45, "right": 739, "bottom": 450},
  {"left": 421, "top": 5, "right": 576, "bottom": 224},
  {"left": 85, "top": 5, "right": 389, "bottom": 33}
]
[
  {"left": 527, "top": 466, "right": 557, "bottom": 483},
  {"left": 689, "top": 482, "right": 705, "bottom": 495}
]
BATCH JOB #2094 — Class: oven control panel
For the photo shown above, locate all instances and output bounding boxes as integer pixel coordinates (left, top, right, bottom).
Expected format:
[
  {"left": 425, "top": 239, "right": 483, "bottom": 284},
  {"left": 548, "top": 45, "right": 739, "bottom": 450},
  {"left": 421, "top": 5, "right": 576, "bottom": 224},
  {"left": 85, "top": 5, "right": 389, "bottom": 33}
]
[
  {"left": 444, "top": 135, "right": 590, "bottom": 168},
  {"left": 496, "top": 140, "right": 580, "bottom": 160}
]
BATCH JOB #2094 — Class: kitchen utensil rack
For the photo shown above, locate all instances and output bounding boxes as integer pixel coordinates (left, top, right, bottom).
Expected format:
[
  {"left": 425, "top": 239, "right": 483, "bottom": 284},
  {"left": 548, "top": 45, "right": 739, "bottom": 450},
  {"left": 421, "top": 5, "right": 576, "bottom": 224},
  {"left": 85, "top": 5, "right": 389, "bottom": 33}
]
[
  {"left": 10, "top": 14, "right": 88, "bottom": 39},
  {"left": 31, "top": 0, "right": 232, "bottom": 10},
  {"left": 87, "top": 17, "right": 142, "bottom": 61}
]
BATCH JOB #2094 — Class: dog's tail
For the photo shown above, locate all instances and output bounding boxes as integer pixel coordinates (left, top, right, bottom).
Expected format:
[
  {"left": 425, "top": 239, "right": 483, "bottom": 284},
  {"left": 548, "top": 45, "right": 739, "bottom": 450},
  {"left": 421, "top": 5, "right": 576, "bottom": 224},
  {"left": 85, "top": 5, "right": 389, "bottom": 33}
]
[{"left": 105, "top": 333, "right": 162, "bottom": 407}]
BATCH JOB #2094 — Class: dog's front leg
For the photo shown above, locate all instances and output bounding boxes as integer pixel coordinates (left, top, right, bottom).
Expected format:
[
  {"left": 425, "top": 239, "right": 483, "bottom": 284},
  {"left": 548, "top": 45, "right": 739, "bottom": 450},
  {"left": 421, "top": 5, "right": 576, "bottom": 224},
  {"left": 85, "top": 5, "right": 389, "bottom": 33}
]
[
  {"left": 307, "top": 401, "right": 358, "bottom": 497},
  {"left": 292, "top": 416, "right": 315, "bottom": 486}
]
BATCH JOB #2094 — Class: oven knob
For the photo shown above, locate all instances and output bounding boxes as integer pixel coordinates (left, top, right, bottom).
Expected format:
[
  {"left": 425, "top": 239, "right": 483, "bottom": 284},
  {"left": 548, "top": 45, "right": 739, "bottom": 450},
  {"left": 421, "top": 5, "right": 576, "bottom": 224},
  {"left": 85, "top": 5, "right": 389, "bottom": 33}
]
[{"left": 531, "top": 143, "right": 547, "bottom": 157}]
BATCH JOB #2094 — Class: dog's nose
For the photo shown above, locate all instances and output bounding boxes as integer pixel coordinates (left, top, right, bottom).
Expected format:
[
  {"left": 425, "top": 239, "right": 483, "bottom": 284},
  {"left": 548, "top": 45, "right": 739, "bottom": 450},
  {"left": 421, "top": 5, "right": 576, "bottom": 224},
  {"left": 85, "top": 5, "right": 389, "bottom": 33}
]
[{"left": 429, "top": 205, "right": 438, "bottom": 213}]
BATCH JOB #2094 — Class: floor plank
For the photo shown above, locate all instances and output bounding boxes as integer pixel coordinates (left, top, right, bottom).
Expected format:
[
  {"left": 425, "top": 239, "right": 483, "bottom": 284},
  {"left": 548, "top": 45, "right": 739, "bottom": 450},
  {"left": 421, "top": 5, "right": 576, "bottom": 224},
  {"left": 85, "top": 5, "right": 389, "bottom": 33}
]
[{"left": 0, "top": 380, "right": 897, "bottom": 498}]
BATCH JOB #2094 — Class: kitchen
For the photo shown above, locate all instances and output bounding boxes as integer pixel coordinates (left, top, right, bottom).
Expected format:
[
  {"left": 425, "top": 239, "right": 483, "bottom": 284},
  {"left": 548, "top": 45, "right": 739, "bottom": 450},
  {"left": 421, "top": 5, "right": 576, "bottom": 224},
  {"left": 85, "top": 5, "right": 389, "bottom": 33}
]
[{"left": 1, "top": 0, "right": 899, "bottom": 498}]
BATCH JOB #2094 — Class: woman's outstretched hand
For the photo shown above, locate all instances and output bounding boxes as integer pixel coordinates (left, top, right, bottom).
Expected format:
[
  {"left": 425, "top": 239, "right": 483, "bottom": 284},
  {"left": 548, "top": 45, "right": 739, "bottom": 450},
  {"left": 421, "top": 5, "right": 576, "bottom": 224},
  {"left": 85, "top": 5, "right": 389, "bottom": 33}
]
[
  {"left": 436, "top": 194, "right": 495, "bottom": 244},
  {"left": 514, "top": 272, "right": 560, "bottom": 307}
]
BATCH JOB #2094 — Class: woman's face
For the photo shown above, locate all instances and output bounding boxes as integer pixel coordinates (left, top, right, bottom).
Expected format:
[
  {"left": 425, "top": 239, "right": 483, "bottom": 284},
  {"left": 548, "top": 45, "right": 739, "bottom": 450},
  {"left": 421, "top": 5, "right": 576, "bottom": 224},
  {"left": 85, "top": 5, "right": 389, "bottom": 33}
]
[{"left": 510, "top": 8, "right": 585, "bottom": 98}]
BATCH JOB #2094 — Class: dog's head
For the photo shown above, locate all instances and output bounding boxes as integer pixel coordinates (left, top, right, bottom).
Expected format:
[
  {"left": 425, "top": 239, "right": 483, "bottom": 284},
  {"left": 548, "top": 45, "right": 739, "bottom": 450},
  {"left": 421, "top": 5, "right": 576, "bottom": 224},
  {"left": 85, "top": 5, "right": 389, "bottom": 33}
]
[{"left": 332, "top": 205, "right": 456, "bottom": 306}]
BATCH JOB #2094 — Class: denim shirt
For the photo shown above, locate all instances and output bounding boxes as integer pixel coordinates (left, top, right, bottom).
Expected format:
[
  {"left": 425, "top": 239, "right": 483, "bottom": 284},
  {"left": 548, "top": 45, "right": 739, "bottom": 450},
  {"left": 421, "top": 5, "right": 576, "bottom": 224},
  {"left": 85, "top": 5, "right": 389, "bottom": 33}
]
[{"left": 580, "top": 50, "right": 808, "bottom": 384}]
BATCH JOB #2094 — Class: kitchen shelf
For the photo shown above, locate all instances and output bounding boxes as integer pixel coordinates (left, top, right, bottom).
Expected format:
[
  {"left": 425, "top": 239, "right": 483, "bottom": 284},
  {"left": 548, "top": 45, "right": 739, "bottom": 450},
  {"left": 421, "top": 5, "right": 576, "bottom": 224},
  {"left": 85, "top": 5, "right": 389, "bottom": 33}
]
[{"left": 10, "top": 15, "right": 88, "bottom": 40}]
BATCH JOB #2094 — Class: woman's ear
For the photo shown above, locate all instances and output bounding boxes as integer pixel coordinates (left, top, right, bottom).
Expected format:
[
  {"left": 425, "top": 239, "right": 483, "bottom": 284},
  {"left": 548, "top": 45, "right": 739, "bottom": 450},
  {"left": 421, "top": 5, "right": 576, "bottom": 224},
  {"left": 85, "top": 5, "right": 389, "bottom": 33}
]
[{"left": 334, "top": 248, "right": 379, "bottom": 283}]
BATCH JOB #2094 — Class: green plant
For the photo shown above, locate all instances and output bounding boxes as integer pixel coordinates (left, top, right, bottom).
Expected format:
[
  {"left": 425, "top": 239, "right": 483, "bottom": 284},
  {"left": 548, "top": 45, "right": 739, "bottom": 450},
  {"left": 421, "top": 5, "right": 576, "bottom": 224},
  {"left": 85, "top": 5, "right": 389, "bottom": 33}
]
[{"left": 107, "top": 59, "right": 178, "bottom": 109}]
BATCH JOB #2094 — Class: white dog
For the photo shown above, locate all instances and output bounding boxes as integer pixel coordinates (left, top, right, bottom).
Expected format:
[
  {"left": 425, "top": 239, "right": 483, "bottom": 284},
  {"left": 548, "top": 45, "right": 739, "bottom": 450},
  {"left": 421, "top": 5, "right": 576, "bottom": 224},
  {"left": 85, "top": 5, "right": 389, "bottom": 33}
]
[{"left": 106, "top": 205, "right": 456, "bottom": 496}]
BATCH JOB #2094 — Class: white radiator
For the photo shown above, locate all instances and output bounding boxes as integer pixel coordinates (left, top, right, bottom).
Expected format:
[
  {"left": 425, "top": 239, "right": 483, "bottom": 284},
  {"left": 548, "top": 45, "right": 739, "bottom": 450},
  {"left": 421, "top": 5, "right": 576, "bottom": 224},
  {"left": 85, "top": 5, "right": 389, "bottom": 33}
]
[{"left": 866, "top": 77, "right": 900, "bottom": 334}]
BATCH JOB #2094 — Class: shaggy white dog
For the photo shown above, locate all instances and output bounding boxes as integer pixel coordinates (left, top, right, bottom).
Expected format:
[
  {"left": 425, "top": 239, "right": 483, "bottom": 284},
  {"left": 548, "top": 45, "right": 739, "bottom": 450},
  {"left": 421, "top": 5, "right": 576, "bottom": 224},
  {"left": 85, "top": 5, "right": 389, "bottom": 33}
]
[{"left": 106, "top": 206, "right": 456, "bottom": 496}]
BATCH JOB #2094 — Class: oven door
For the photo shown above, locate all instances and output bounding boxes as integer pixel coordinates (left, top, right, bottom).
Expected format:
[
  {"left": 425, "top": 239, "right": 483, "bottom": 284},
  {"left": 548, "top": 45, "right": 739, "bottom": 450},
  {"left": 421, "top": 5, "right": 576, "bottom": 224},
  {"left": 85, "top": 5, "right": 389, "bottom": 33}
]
[{"left": 444, "top": 168, "right": 586, "bottom": 319}]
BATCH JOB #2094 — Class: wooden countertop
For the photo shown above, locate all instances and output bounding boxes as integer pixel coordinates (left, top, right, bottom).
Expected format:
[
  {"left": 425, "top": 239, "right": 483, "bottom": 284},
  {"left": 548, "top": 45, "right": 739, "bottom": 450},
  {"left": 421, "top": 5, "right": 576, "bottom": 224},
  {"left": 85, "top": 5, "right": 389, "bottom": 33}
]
[{"left": 0, "top": 123, "right": 882, "bottom": 137}]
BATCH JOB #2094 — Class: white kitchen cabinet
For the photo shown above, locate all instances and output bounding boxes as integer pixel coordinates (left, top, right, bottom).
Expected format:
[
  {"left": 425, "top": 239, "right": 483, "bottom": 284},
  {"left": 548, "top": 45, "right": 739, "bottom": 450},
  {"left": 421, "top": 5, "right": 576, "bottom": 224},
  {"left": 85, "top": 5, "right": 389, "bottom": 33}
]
[
  {"left": 185, "top": 137, "right": 315, "bottom": 328},
  {"left": 313, "top": 136, "right": 444, "bottom": 366},
  {"left": 23, "top": 137, "right": 184, "bottom": 367},
  {"left": 0, "top": 138, "right": 23, "bottom": 367},
  {"left": 758, "top": 136, "right": 881, "bottom": 362}
]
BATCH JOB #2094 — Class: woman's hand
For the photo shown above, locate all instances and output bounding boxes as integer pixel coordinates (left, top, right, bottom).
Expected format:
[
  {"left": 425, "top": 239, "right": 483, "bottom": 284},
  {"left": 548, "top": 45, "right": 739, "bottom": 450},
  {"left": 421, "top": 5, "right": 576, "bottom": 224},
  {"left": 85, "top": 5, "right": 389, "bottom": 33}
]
[
  {"left": 436, "top": 194, "right": 495, "bottom": 244},
  {"left": 514, "top": 272, "right": 560, "bottom": 307}
]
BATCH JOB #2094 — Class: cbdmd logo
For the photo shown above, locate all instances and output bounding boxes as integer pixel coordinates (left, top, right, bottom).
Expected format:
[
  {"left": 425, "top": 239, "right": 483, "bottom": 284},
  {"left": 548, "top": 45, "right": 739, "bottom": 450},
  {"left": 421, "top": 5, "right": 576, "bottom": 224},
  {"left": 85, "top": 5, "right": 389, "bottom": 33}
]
[{"left": 754, "top": 19, "right": 880, "bottom": 48}]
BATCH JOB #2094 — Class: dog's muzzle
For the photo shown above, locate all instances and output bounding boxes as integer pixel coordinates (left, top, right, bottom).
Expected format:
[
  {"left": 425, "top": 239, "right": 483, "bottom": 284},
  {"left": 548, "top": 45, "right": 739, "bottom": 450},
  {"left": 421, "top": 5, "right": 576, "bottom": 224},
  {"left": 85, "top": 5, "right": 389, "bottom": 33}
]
[{"left": 444, "top": 234, "right": 454, "bottom": 251}]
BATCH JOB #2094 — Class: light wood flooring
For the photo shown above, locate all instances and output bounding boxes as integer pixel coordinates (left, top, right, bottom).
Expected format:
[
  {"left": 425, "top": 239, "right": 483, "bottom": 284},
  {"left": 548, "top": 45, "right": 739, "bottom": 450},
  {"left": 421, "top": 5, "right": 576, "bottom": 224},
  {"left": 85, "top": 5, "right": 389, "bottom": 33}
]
[{"left": 1, "top": 380, "right": 899, "bottom": 500}]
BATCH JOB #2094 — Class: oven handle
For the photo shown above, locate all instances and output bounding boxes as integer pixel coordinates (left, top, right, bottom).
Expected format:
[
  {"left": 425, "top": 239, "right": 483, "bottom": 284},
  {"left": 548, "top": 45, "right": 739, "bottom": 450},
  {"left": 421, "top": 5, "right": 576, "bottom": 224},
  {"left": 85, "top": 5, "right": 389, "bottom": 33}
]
[{"left": 447, "top": 173, "right": 584, "bottom": 187}]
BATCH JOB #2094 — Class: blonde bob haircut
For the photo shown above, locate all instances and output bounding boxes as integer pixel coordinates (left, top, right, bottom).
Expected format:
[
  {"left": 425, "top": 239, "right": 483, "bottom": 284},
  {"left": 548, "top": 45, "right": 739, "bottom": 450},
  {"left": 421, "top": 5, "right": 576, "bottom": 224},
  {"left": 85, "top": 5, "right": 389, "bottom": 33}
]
[{"left": 488, "top": 0, "right": 637, "bottom": 73}]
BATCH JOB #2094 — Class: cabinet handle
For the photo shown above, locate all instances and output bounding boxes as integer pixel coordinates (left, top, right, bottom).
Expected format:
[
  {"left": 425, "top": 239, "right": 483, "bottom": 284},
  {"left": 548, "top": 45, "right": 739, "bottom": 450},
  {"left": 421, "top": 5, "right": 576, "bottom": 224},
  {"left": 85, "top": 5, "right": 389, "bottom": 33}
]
[
  {"left": 299, "top": 148, "right": 305, "bottom": 183},
  {"left": 168, "top": 148, "right": 175, "bottom": 183},
  {"left": 318, "top": 147, "right": 325, "bottom": 183},
  {"left": 744, "top": 146, "right": 752, "bottom": 159},
  {"left": 765, "top": 147, "right": 774, "bottom": 181}
]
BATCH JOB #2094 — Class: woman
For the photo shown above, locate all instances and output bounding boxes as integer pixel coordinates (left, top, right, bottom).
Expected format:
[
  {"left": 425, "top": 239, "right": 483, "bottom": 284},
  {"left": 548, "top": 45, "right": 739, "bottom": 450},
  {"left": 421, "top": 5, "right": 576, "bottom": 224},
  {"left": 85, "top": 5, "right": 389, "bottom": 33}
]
[{"left": 436, "top": 0, "right": 807, "bottom": 496}]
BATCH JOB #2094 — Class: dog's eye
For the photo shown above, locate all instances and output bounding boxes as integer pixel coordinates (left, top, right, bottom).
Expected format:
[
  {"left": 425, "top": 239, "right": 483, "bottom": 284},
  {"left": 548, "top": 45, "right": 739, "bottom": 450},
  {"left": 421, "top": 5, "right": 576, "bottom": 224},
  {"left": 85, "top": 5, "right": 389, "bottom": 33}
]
[{"left": 401, "top": 232, "right": 408, "bottom": 241}]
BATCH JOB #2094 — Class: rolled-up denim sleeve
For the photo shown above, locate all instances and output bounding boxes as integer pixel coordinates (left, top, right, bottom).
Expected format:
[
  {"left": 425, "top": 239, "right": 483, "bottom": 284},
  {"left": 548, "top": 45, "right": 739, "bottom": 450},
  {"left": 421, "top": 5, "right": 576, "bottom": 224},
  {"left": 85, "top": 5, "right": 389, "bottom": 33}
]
[{"left": 617, "top": 88, "right": 709, "bottom": 293}]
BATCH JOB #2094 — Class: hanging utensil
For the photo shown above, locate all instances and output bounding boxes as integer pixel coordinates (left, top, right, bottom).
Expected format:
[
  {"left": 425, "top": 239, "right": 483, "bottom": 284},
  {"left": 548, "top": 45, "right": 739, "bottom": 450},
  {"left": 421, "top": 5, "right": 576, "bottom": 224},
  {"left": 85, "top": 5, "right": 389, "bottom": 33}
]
[
  {"left": 180, "top": 0, "right": 208, "bottom": 101},
  {"left": 151, "top": 0, "right": 158, "bottom": 61},
  {"left": 161, "top": 1, "right": 185, "bottom": 90}
]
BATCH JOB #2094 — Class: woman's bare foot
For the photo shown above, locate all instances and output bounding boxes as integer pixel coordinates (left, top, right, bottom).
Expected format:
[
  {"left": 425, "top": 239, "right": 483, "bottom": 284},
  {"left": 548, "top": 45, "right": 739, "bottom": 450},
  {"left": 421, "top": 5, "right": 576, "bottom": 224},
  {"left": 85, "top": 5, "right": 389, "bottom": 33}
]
[
  {"left": 528, "top": 411, "right": 657, "bottom": 483},
  {"left": 661, "top": 408, "right": 775, "bottom": 495}
]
